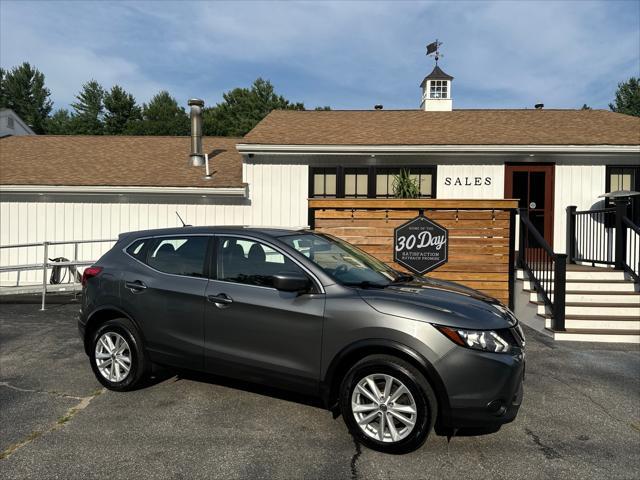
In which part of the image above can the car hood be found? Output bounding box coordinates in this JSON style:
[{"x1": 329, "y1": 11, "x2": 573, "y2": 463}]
[{"x1": 358, "y1": 276, "x2": 517, "y2": 330}]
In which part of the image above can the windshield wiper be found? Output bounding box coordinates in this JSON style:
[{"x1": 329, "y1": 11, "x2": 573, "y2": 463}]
[
  {"x1": 343, "y1": 281, "x2": 388, "y2": 289},
  {"x1": 391, "y1": 272, "x2": 415, "y2": 283}
]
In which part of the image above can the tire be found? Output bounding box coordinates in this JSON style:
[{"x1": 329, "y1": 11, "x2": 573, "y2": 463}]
[
  {"x1": 339, "y1": 354, "x2": 437, "y2": 454},
  {"x1": 89, "y1": 317, "x2": 148, "y2": 391}
]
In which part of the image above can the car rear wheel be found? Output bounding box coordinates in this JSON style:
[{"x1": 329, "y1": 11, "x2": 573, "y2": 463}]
[
  {"x1": 90, "y1": 318, "x2": 148, "y2": 391},
  {"x1": 339, "y1": 354, "x2": 437, "y2": 454}
]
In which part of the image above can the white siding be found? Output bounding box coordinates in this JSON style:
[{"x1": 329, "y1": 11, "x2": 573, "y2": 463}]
[
  {"x1": 553, "y1": 163, "x2": 606, "y2": 254},
  {"x1": 0, "y1": 162, "x2": 309, "y2": 284},
  {"x1": 553, "y1": 157, "x2": 639, "y2": 254},
  {"x1": 437, "y1": 163, "x2": 504, "y2": 199}
]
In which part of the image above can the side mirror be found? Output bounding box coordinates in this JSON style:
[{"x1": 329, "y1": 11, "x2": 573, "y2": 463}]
[{"x1": 272, "y1": 273, "x2": 311, "y2": 292}]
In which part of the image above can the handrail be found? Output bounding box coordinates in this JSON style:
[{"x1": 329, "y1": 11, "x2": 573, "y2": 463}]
[
  {"x1": 519, "y1": 212, "x2": 554, "y2": 256},
  {"x1": 518, "y1": 208, "x2": 566, "y2": 331},
  {"x1": 622, "y1": 216, "x2": 639, "y2": 283},
  {"x1": 0, "y1": 238, "x2": 117, "y2": 310},
  {"x1": 623, "y1": 216, "x2": 640, "y2": 235},
  {"x1": 0, "y1": 238, "x2": 116, "y2": 249}
]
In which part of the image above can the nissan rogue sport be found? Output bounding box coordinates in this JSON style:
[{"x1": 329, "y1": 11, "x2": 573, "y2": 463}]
[{"x1": 79, "y1": 227, "x2": 525, "y2": 454}]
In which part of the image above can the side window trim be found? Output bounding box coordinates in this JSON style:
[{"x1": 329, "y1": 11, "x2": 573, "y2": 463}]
[{"x1": 212, "y1": 233, "x2": 325, "y2": 294}]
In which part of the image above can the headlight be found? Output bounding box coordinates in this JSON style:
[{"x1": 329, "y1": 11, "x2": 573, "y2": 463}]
[{"x1": 435, "y1": 325, "x2": 511, "y2": 353}]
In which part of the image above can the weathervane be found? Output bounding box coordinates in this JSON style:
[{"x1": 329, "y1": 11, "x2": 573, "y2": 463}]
[{"x1": 426, "y1": 40, "x2": 443, "y2": 65}]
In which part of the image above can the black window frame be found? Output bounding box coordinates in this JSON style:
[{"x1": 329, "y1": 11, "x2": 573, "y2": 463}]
[
  {"x1": 605, "y1": 165, "x2": 640, "y2": 225},
  {"x1": 309, "y1": 165, "x2": 437, "y2": 199}
]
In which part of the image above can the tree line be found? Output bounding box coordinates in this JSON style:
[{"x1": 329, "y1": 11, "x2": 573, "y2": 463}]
[
  {"x1": 0, "y1": 62, "x2": 330, "y2": 136},
  {"x1": 1, "y1": 62, "x2": 639, "y2": 137}
]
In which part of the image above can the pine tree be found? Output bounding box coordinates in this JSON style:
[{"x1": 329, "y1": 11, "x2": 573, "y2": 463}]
[
  {"x1": 203, "y1": 78, "x2": 305, "y2": 137},
  {"x1": 127, "y1": 91, "x2": 189, "y2": 135},
  {"x1": 0, "y1": 63, "x2": 53, "y2": 133},
  {"x1": 45, "y1": 109, "x2": 73, "y2": 134},
  {"x1": 103, "y1": 85, "x2": 141, "y2": 134},
  {"x1": 610, "y1": 77, "x2": 640, "y2": 117},
  {"x1": 71, "y1": 80, "x2": 105, "y2": 134}
]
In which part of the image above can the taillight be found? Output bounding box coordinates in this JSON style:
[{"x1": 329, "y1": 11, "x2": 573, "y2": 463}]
[{"x1": 81, "y1": 266, "x2": 103, "y2": 287}]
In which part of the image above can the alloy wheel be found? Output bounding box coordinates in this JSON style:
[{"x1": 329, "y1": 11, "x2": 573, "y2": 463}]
[
  {"x1": 95, "y1": 332, "x2": 132, "y2": 383},
  {"x1": 351, "y1": 373, "x2": 418, "y2": 443}
]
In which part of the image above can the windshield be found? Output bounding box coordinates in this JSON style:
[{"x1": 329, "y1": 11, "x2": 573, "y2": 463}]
[{"x1": 279, "y1": 233, "x2": 409, "y2": 287}]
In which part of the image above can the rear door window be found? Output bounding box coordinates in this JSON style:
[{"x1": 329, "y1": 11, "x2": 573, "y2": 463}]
[{"x1": 146, "y1": 236, "x2": 209, "y2": 277}]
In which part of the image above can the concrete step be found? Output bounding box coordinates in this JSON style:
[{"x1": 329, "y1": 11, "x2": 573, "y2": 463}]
[
  {"x1": 529, "y1": 291, "x2": 640, "y2": 304},
  {"x1": 535, "y1": 301, "x2": 640, "y2": 317},
  {"x1": 521, "y1": 279, "x2": 638, "y2": 293},
  {"x1": 548, "y1": 329, "x2": 640, "y2": 344},
  {"x1": 540, "y1": 315, "x2": 640, "y2": 331},
  {"x1": 517, "y1": 269, "x2": 629, "y2": 282}
]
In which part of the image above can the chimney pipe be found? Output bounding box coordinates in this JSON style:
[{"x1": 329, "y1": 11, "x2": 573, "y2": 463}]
[{"x1": 188, "y1": 98, "x2": 205, "y2": 166}]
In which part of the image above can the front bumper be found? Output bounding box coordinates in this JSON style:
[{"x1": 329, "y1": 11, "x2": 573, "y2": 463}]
[{"x1": 436, "y1": 336, "x2": 525, "y2": 431}]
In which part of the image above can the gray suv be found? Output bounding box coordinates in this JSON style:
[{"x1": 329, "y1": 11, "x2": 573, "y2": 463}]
[{"x1": 79, "y1": 227, "x2": 524, "y2": 454}]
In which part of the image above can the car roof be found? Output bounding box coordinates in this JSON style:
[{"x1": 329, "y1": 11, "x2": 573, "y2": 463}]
[{"x1": 121, "y1": 226, "x2": 309, "y2": 240}]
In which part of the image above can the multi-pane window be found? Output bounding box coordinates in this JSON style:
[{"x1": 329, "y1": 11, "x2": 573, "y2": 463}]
[
  {"x1": 375, "y1": 168, "x2": 434, "y2": 198},
  {"x1": 344, "y1": 168, "x2": 368, "y2": 197},
  {"x1": 312, "y1": 168, "x2": 337, "y2": 197},
  {"x1": 310, "y1": 166, "x2": 436, "y2": 198},
  {"x1": 606, "y1": 166, "x2": 640, "y2": 224},
  {"x1": 429, "y1": 80, "x2": 448, "y2": 99}
]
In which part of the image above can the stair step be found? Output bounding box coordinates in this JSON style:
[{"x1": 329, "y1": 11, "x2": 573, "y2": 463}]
[
  {"x1": 534, "y1": 302, "x2": 640, "y2": 316},
  {"x1": 521, "y1": 281, "x2": 638, "y2": 293},
  {"x1": 541, "y1": 316, "x2": 640, "y2": 331},
  {"x1": 529, "y1": 292, "x2": 640, "y2": 304},
  {"x1": 547, "y1": 329, "x2": 640, "y2": 343},
  {"x1": 517, "y1": 269, "x2": 630, "y2": 281}
]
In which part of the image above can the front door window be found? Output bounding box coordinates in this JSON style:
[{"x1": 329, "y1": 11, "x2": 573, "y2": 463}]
[{"x1": 505, "y1": 164, "x2": 555, "y2": 248}]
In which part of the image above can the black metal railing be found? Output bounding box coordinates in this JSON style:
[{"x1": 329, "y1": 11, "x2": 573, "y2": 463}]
[
  {"x1": 566, "y1": 206, "x2": 615, "y2": 266},
  {"x1": 518, "y1": 209, "x2": 566, "y2": 331},
  {"x1": 567, "y1": 203, "x2": 640, "y2": 284},
  {"x1": 622, "y1": 216, "x2": 640, "y2": 283}
]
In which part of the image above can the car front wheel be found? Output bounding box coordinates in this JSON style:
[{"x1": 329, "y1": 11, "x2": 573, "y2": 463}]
[{"x1": 339, "y1": 354, "x2": 437, "y2": 454}]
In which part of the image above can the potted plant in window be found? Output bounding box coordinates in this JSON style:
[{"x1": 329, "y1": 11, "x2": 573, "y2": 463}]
[{"x1": 393, "y1": 169, "x2": 420, "y2": 198}]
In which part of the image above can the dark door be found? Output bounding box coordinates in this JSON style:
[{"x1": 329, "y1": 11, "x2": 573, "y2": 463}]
[
  {"x1": 119, "y1": 235, "x2": 211, "y2": 370},
  {"x1": 204, "y1": 235, "x2": 325, "y2": 394},
  {"x1": 505, "y1": 164, "x2": 555, "y2": 248}
]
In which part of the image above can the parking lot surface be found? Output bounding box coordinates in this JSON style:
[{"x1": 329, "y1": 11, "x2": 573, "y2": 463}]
[{"x1": 0, "y1": 301, "x2": 639, "y2": 480}]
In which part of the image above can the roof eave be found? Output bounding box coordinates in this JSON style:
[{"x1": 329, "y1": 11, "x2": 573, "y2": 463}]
[
  {"x1": 237, "y1": 144, "x2": 640, "y2": 155},
  {"x1": 0, "y1": 185, "x2": 248, "y2": 197}
]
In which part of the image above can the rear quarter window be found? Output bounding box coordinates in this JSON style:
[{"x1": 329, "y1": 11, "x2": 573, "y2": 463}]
[{"x1": 126, "y1": 239, "x2": 147, "y2": 260}]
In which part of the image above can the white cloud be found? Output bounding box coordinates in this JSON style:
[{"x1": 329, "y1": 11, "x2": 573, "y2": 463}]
[{"x1": 1, "y1": 0, "x2": 638, "y2": 110}]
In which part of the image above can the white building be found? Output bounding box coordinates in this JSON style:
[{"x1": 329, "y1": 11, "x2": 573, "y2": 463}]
[
  {"x1": 0, "y1": 109, "x2": 36, "y2": 137},
  {"x1": 0, "y1": 64, "x2": 639, "y2": 342}
]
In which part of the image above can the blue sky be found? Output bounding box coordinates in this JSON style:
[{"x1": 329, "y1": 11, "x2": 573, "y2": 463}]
[{"x1": 1, "y1": 0, "x2": 639, "y2": 112}]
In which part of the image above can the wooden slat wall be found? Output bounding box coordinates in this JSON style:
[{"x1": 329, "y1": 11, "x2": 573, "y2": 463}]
[{"x1": 310, "y1": 199, "x2": 518, "y2": 306}]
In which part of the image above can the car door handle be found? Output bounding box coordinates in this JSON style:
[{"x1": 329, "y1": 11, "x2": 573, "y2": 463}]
[
  {"x1": 207, "y1": 293, "x2": 233, "y2": 306},
  {"x1": 125, "y1": 280, "x2": 147, "y2": 292}
]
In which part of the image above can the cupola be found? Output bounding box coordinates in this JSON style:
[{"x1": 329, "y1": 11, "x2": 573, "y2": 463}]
[{"x1": 420, "y1": 65, "x2": 453, "y2": 111}]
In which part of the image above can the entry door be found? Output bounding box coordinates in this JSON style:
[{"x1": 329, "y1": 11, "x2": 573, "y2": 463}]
[
  {"x1": 505, "y1": 164, "x2": 555, "y2": 248},
  {"x1": 204, "y1": 235, "x2": 325, "y2": 395}
]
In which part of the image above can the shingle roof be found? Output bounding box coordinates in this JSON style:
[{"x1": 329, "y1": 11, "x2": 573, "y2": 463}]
[
  {"x1": 243, "y1": 109, "x2": 640, "y2": 146},
  {"x1": 0, "y1": 136, "x2": 244, "y2": 187}
]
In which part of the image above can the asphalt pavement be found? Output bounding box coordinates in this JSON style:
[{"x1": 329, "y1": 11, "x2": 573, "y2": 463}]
[{"x1": 0, "y1": 301, "x2": 639, "y2": 480}]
